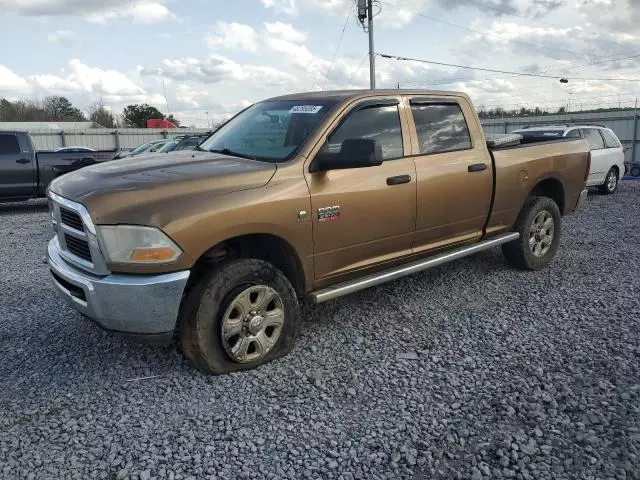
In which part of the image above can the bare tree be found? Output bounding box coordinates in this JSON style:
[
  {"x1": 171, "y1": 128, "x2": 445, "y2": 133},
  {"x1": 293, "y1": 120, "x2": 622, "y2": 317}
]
[{"x1": 87, "y1": 99, "x2": 116, "y2": 128}]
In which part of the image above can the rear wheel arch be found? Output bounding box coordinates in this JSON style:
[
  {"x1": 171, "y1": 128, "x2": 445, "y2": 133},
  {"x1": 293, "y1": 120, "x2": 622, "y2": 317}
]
[{"x1": 527, "y1": 178, "x2": 565, "y2": 215}]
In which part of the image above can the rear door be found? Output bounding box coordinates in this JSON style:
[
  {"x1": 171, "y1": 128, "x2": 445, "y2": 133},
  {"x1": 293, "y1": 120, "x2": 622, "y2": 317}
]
[
  {"x1": 581, "y1": 128, "x2": 608, "y2": 186},
  {"x1": 600, "y1": 128, "x2": 625, "y2": 177},
  {"x1": 406, "y1": 96, "x2": 493, "y2": 253},
  {"x1": 0, "y1": 133, "x2": 36, "y2": 198},
  {"x1": 304, "y1": 97, "x2": 417, "y2": 282}
]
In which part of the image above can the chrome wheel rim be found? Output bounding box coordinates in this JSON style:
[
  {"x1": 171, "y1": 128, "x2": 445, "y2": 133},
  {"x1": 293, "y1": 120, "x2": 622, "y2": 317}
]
[
  {"x1": 607, "y1": 171, "x2": 617, "y2": 191},
  {"x1": 529, "y1": 210, "x2": 554, "y2": 258},
  {"x1": 221, "y1": 285, "x2": 284, "y2": 363}
]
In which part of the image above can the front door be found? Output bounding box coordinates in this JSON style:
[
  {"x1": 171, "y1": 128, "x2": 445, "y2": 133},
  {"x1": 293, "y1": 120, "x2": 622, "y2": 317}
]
[
  {"x1": 304, "y1": 97, "x2": 417, "y2": 282},
  {"x1": 0, "y1": 133, "x2": 35, "y2": 198},
  {"x1": 406, "y1": 96, "x2": 493, "y2": 253}
]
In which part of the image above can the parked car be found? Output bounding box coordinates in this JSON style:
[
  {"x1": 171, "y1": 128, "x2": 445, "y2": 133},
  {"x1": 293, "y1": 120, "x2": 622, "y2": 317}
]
[
  {"x1": 0, "y1": 131, "x2": 110, "y2": 201},
  {"x1": 55, "y1": 146, "x2": 96, "y2": 153},
  {"x1": 171, "y1": 134, "x2": 210, "y2": 152},
  {"x1": 512, "y1": 124, "x2": 625, "y2": 194},
  {"x1": 46, "y1": 89, "x2": 590, "y2": 374},
  {"x1": 112, "y1": 139, "x2": 171, "y2": 160}
]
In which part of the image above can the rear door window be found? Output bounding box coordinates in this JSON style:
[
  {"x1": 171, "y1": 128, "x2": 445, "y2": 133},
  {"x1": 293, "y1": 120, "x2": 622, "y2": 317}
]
[
  {"x1": 582, "y1": 128, "x2": 605, "y2": 150},
  {"x1": 600, "y1": 129, "x2": 621, "y2": 148},
  {"x1": 0, "y1": 134, "x2": 20, "y2": 154},
  {"x1": 565, "y1": 129, "x2": 582, "y2": 138},
  {"x1": 409, "y1": 102, "x2": 472, "y2": 155}
]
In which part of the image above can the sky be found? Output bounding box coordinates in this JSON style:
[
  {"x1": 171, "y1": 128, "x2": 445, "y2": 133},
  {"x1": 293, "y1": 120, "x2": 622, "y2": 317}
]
[{"x1": 1, "y1": 0, "x2": 640, "y2": 126}]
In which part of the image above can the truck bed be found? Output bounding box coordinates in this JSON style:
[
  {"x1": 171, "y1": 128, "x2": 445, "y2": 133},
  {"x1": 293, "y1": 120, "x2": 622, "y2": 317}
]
[{"x1": 484, "y1": 135, "x2": 590, "y2": 235}]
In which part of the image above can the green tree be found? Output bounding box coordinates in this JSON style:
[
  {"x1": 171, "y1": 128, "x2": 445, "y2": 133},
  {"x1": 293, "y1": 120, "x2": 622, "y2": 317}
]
[
  {"x1": 122, "y1": 104, "x2": 165, "y2": 128},
  {"x1": 42, "y1": 96, "x2": 86, "y2": 121}
]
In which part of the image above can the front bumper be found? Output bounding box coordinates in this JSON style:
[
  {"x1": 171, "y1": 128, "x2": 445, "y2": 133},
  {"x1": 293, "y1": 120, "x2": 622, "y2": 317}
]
[
  {"x1": 47, "y1": 237, "x2": 190, "y2": 338},
  {"x1": 575, "y1": 188, "x2": 588, "y2": 213}
]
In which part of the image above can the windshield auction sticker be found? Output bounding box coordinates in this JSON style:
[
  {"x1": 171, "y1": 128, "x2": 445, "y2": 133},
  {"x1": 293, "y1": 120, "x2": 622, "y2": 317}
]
[{"x1": 290, "y1": 105, "x2": 323, "y2": 114}]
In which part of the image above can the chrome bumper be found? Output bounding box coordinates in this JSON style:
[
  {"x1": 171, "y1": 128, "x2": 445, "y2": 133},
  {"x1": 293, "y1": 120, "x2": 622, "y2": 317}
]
[
  {"x1": 47, "y1": 237, "x2": 190, "y2": 335},
  {"x1": 575, "y1": 188, "x2": 588, "y2": 212}
]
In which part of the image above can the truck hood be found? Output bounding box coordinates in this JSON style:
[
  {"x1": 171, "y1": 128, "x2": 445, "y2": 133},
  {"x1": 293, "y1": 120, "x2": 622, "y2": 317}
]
[{"x1": 48, "y1": 150, "x2": 277, "y2": 225}]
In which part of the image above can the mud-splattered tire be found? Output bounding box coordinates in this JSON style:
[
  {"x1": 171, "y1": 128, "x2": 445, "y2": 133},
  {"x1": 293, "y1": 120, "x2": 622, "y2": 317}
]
[
  {"x1": 502, "y1": 196, "x2": 562, "y2": 271},
  {"x1": 179, "y1": 259, "x2": 300, "y2": 374}
]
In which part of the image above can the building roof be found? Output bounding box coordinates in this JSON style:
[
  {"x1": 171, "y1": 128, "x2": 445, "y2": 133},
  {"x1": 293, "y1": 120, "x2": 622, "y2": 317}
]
[{"x1": 0, "y1": 121, "x2": 104, "y2": 131}]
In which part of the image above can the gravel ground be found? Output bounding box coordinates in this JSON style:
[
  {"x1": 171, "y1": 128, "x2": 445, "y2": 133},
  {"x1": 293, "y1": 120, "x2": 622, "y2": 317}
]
[{"x1": 1, "y1": 184, "x2": 639, "y2": 480}]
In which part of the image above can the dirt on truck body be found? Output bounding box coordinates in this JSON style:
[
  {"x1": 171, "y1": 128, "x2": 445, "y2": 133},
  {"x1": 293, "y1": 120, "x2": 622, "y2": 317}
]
[{"x1": 46, "y1": 89, "x2": 591, "y2": 374}]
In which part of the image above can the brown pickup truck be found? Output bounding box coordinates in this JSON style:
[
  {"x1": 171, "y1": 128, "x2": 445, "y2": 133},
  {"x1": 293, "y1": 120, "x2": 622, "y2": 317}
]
[{"x1": 46, "y1": 89, "x2": 590, "y2": 374}]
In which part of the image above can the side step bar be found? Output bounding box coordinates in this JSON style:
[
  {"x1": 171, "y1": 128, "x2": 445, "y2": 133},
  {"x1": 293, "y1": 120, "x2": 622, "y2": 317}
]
[{"x1": 309, "y1": 232, "x2": 520, "y2": 305}]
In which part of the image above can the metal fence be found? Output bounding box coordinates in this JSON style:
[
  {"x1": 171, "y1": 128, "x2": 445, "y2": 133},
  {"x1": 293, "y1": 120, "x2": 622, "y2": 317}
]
[
  {"x1": 13, "y1": 111, "x2": 640, "y2": 163},
  {"x1": 24, "y1": 128, "x2": 212, "y2": 152},
  {"x1": 481, "y1": 110, "x2": 640, "y2": 164}
]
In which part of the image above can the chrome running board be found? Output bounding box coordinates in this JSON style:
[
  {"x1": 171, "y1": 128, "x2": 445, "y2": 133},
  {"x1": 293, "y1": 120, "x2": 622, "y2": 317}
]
[{"x1": 309, "y1": 232, "x2": 520, "y2": 304}]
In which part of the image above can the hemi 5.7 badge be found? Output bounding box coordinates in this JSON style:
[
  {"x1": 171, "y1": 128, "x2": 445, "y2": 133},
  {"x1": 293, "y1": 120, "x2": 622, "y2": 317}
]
[{"x1": 318, "y1": 205, "x2": 340, "y2": 222}]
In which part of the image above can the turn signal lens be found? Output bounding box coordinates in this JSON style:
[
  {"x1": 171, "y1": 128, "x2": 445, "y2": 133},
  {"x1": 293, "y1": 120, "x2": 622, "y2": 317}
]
[{"x1": 130, "y1": 247, "x2": 179, "y2": 262}]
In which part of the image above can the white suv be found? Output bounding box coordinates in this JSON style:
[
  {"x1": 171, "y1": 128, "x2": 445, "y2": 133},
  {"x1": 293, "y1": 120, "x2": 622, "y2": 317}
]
[{"x1": 511, "y1": 125, "x2": 625, "y2": 194}]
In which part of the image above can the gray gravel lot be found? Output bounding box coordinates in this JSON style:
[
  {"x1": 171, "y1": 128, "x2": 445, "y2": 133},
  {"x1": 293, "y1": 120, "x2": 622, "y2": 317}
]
[{"x1": 1, "y1": 184, "x2": 640, "y2": 480}]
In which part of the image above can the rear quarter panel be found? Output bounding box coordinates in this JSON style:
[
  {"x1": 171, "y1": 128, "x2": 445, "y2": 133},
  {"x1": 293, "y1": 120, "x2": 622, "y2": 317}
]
[{"x1": 487, "y1": 138, "x2": 589, "y2": 234}]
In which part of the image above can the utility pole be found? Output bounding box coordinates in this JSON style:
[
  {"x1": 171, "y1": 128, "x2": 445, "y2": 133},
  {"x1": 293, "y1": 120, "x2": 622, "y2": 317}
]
[
  {"x1": 367, "y1": 0, "x2": 375, "y2": 89},
  {"x1": 357, "y1": 0, "x2": 376, "y2": 89}
]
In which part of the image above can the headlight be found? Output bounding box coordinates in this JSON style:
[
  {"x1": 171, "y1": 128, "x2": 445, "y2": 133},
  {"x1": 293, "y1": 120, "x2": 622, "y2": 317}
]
[{"x1": 96, "y1": 225, "x2": 182, "y2": 264}]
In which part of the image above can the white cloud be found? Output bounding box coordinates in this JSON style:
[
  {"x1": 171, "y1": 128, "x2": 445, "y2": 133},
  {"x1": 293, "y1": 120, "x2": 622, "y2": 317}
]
[
  {"x1": 264, "y1": 21, "x2": 307, "y2": 42},
  {"x1": 29, "y1": 59, "x2": 145, "y2": 96},
  {"x1": 47, "y1": 30, "x2": 78, "y2": 47},
  {"x1": 142, "y1": 55, "x2": 297, "y2": 88},
  {"x1": 206, "y1": 22, "x2": 259, "y2": 52},
  {"x1": 0, "y1": 0, "x2": 176, "y2": 23},
  {"x1": 260, "y1": 0, "x2": 297, "y2": 15},
  {"x1": 85, "y1": 2, "x2": 175, "y2": 23},
  {"x1": 0, "y1": 65, "x2": 32, "y2": 94}
]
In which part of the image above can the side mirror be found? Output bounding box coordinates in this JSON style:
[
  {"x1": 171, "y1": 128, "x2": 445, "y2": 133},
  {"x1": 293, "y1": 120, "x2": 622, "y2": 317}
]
[{"x1": 310, "y1": 138, "x2": 383, "y2": 173}]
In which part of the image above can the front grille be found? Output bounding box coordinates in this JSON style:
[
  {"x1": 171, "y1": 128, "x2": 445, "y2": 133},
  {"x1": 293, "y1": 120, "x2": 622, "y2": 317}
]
[
  {"x1": 64, "y1": 234, "x2": 92, "y2": 262},
  {"x1": 60, "y1": 208, "x2": 84, "y2": 232}
]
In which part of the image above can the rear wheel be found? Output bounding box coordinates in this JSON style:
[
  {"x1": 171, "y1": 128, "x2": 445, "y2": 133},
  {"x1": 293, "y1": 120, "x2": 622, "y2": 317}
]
[
  {"x1": 631, "y1": 165, "x2": 640, "y2": 177},
  {"x1": 599, "y1": 168, "x2": 619, "y2": 194},
  {"x1": 179, "y1": 259, "x2": 300, "y2": 374},
  {"x1": 502, "y1": 196, "x2": 562, "y2": 271}
]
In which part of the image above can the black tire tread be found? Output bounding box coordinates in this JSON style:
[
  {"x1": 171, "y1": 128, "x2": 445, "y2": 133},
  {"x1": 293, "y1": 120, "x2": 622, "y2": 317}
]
[
  {"x1": 502, "y1": 196, "x2": 562, "y2": 271},
  {"x1": 179, "y1": 259, "x2": 300, "y2": 374}
]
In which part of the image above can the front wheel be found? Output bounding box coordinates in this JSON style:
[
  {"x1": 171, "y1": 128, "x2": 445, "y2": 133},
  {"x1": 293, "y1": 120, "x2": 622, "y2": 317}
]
[
  {"x1": 502, "y1": 196, "x2": 562, "y2": 271},
  {"x1": 599, "y1": 168, "x2": 619, "y2": 195},
  {"x1": 179, "y1": 259, "x2": 300, "y2": 374}
]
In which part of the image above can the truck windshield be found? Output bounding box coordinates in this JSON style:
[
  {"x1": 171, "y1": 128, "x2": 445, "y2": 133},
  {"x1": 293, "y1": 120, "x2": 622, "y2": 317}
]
[{"x1": 199, "y1": 99, "x2": 340, "y2": 163}]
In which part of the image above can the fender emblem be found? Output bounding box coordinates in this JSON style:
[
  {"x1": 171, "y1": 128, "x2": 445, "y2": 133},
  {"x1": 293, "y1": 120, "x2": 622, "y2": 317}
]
[{"x1": 318, "y1": 206, "x2": 340, "y2": 222}]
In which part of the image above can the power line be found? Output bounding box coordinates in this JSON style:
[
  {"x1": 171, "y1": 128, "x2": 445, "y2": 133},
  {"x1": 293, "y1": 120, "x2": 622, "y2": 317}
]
[
  {"x1": 323, "y1": 3, "x2": 354, "y2": 90},
  {"x1": 378, "y1": 53, "x2": 640, "y2": 82},
  {"x1": 377, "y1": 0, "x2": 583, "y2": 57},
  {"x1": 396, "y1": 51, "x2": 640, "y2": 90}
]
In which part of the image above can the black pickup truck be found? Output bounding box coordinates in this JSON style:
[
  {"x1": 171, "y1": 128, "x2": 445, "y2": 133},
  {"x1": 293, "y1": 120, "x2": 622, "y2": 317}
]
[{"x1": 0, "y1": 131, "x2": 112, "y2": 201}]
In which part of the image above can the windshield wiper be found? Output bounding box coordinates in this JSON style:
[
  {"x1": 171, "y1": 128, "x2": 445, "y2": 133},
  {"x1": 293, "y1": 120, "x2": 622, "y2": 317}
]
[{"x1": 209, "y1": 148, "x2": 257, "y2": 161}]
